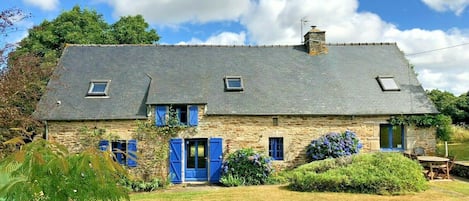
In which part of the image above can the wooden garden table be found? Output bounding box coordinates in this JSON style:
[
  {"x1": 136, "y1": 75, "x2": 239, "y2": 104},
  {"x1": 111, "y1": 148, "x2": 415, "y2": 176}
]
[{"x1": 417, "y1": 156, "x2": 449, "y2": 180}]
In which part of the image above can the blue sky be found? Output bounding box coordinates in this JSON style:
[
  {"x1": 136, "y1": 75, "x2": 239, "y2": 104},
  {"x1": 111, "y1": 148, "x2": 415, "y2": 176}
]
[{"x1": 1, "y1": 0, "x2": 469, "y2": 95}]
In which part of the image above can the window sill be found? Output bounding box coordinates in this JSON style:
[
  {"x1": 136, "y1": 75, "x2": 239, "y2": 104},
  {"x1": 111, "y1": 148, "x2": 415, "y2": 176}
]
[
  {"x1": 85, "y1": 96, "x2": 110, "y2": 99},
  {"x1": 380, "y1": 148, "x2": 404, "y2": 152}
]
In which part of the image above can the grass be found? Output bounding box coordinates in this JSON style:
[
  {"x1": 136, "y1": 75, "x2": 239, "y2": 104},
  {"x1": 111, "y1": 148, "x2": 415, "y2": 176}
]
[
  {"x1": 436, "y1": 142, "x2": 469, "y2": 161},
  {"x1": 435, "y1": 126, "x2": 469, "y2": 161},
  {"x1": 450, "y1": 126, "x2": 469, "y2": 143},
  {"x1": 130, "y1": 180, "x2": 469, "y2": 201}
]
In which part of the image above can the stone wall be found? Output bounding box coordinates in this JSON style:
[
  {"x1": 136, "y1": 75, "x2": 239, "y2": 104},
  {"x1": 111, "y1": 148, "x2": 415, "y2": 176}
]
[
  {"x1": 181, "y1": 105, "x2": 436, "y2": 169},
  {"x1": 46, "y1": 105, "x2": 437, "y2": 177},
  {"x1": 47, "y1": 120, "x2": 137, "y2": 153},
  {"x1": 46, "y1": 119, "x2": 169, "y2": 180}
]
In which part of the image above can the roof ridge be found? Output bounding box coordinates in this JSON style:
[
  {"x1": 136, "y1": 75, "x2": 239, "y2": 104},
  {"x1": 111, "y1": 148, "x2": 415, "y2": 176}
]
[
  {"x1": 65, "y1": 42, "x2": 397, "y2": 48},
  {"x1": 327, "y1": 42, "x2": 397, "y2": 46}
]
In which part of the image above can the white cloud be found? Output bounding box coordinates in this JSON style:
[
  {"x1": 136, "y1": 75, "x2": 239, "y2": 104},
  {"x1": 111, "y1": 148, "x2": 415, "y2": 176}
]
[
  {"x1": 422, "y1": 0, "x2": 469, "y2": 15},
  {"x1": 177, "y1": 32, "x2": 246, "y2": 45},
  {"x1": 418, "y1": 69, "x2": 469, "y2": 95},
  {"x1": 101, "y1": 0, "x2": 251, "y2": 25},
  {"x1": 23, "y1": 0, "x2": 59, "y2": 11}
]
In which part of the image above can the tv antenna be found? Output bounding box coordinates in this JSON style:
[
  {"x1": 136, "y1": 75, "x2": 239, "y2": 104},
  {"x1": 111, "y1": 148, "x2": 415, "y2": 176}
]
[{"x1": 300, "y1": 17, "x2": 309, "y2": 43}]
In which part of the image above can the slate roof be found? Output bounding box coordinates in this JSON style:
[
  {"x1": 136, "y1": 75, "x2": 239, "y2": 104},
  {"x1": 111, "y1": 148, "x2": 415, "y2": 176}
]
[{"x1": 34, "y1": 43, "x2": 438, "y2": 120}]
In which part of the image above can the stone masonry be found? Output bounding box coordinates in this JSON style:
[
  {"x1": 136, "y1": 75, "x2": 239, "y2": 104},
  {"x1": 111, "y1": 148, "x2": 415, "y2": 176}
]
[{"x1": 46, "y1": 105, "x2": 436, "y2": 177}]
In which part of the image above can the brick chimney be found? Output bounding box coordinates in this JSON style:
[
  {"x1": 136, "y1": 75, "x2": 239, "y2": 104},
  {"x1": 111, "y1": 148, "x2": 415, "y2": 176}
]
[{"x1": 304, "y1": 26, "x2": 328, "y2": 56}]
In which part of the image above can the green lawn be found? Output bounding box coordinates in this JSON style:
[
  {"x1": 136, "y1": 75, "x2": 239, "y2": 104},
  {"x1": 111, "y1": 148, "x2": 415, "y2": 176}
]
[
  {"x1": 130, "y1": 180, "x2": 469, "y2": 201},
  {"x1": 436, "y1": 142, "x2": 469, "y2": 161}
]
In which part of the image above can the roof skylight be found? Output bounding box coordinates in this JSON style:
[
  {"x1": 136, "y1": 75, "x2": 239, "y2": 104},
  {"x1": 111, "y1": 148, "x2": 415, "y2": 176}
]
[
  {"x1": 377, "y1": 76, "x2": 400, "y2": 91},
  {"x1": 224, "y1": 76, "x2": 244, "y2": 91},
  {"x1": 87, "y1": 80, "x2": 111, "y2": 96}
]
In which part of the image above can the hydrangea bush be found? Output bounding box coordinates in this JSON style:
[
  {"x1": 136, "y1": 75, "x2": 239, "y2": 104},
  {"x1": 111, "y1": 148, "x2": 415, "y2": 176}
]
[
  {"x1": 306, "y1": 130, "x2": 362, "y2": 161},
  {"x1": 220, "y1": 148, "x2": 273, "y2": 186}
]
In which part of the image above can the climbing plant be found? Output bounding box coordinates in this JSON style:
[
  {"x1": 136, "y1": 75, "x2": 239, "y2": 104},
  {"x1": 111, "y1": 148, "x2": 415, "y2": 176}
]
[
  {"x1": 388, "y1": 114, "x2": 452, "y2": 141},
  {"x1": 133, "y1": 106, "x2": 193, "y2": 181}
]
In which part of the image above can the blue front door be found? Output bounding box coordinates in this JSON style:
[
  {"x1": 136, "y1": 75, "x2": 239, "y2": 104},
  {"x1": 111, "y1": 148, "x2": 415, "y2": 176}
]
[{"x1": 185, "y1": 139, "x2": 208, "y2": 181}]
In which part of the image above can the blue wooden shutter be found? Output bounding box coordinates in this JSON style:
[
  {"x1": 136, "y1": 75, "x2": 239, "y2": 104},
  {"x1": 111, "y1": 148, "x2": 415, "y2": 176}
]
[
  {"x1": 127, "y1": 139, "x2": 137, "y2": 167},
  {"x1": 188, "y1": 105, "x2": 198, "y2": 126},
  {"x1": 169, "y1": 138, "x2": 183, "y2": 184},
  {"x1": 98, "y1": 140, "x2": 109, "y2": 151},
  {"x1": 209, "y1": 138, "x2": 223, "y2": 183},
  {"x1": 155, "y1": 106, "x2": 167, "y2": 127}
]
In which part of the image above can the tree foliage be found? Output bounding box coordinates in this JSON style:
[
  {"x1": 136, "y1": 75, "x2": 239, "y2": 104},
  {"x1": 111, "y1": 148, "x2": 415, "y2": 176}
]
[
  {"x1": 0, "y1": 139, "x2": 129, "y2": 201},
  {"x1": 0, "y1": 6, "x2": 160, "y2": 153},
  {"x1": 388, "y1": 114, "x2": 453, "y2": 141},
  {"x1": 111, "y1": 15, "x2": 159, "y2": 44},
  {"x1": 13, "y1": 5, "x2": 160, "y2": 63},
  {"x1": 427, "y1": 89, "x2": 469, "y2": 124}
]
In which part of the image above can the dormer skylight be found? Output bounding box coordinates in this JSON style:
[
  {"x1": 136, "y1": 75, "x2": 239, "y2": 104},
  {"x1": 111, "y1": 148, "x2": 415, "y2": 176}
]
[
  {"x1": 224, "y1": 76, "x2": 244, "y2": 91},
  {"x1": 87, "y1": 80, "x2": 111, "y2": 96},
  {"x1": 376, "y1": 76, "x2": 400, "y2": 91}
]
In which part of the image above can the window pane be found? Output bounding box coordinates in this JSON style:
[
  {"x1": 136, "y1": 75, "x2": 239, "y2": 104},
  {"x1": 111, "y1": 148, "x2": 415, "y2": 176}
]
[
  {"x1": 227, "y1": 78, "x2": 241, "y2": 88},
  {"x1": 269, "y1": 137, "x2": 283, "y2": 160},
  {"x1": 187, "y1": 141, "x2": 195, "y2": 168},
  {"x1": 174, "y1": 106, "x2": 188, "y2": 125},
  {"x1": 378, "y1": 77, "x2": 399, "y2": 91},
  {"x1": 197, "y1": 143, "x2": 206, "y2": 168},
  {"x1": 91, "y1": 83, "x2": 107, "y2": 93},
  {"x1": 392, "y1": 126, "x2": 403, "y2": 148},
  {"x1": 380, "y1": 125, "x2": 390, "y2": 148},
  {"x1": 380, "y1": 124, "x2": 404, "y2": 149}
]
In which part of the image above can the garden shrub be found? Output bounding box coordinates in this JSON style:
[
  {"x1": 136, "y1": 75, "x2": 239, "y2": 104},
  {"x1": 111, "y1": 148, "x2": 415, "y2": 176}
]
[
  {"x1": 0, "y1": 139, "x2": 129, "y2": 201},
  {"x1": 120, "y1": 176, "x2": 165, "y2": 192},
  {"x1": 289, "y1": 152, "x2": 428, "y2": 195},
  {"x1": 306, "y1": 130, "x2": 362, "y2": 161},
  {"x1": 220, "y1": 148, "x2": 273, "y2": 186}
]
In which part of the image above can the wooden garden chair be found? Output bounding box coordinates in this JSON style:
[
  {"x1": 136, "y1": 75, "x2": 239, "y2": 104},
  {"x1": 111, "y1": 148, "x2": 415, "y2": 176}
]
[{"x1": 436, "y1": 156, "x2": 456, "y2": 179}]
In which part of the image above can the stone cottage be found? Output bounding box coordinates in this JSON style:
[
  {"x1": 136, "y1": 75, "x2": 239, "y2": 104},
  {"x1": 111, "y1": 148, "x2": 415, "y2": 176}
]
[{"x1": 34, "y1": 27, "x2": 438, "y2": 183}]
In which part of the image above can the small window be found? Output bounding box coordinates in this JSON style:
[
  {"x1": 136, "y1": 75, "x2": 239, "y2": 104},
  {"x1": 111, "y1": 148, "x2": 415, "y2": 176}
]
[
  {"x1": 87, "y1": 80, "x2": 110, "y2": 96},
  {"x1": 224, "y1": 76, "x2": 244, "y2": 91},
  {"x1": 377, "y1": 76, "x2": 400, "y2": 91},
  {"x1": 155, "y1": 105, "x2": 199, "y2": 127},
  {"x1": 269, "y1": 137, "x2": 284, "y2": 160},
  {"x1": 98, "y1": 139, "x2": 137, "y2": 167},
  {"x1": 272, "y1": 117, "x2": 279, "y2": 126},
  {"x1": 380, "y1": 124, "x2": 404, "y2": 151}
]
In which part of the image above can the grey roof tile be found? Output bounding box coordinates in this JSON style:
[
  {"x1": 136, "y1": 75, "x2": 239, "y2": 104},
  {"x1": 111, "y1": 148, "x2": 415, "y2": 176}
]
[{"x1": 34, "y1": 44, "x2": 438, "y2": 120}]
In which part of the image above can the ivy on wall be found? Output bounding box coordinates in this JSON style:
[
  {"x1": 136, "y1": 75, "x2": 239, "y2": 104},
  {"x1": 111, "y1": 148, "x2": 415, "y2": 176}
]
[
  {"x1": 388, "y1": 114, "x2": 452, "y2": 141},
  {"x1": 133, "y1": 107, "x2": 194, "y2": 181}
]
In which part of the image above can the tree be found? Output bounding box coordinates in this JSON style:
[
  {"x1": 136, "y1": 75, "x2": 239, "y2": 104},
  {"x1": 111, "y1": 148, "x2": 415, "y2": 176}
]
[
  {"x1": 0, "y1": 139, "x2": 129, "y2": 201},
  {"x1": 1, "y1": 8, "x2": 29, "y2": 68},
  {"x1": 13, "y1": 5, "x2": 159, "y2": 62},
  {"x1": 111, "y1": 15, "x2": 160, "y2": 44},
  {"x1": 1, "y1": 6, "x2": 160, "y2": 150},
  {"x1": 456, "y1": 91, "x2": 469, "y2": 124},
  {"x1": 427, "y1": 89, "x2": 469, "y2": 124}
]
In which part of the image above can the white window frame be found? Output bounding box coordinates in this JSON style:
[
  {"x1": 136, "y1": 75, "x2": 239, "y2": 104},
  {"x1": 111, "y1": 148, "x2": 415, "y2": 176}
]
[
  {"x1": 87, "y1": 80, "x2": 111, "y2": 96},
  {"x1": 224, "y1": 76, "x2": 244, "y2": 91},
  {"x1": 376, "y1": 76, "x2": 400, "y2": 91}
]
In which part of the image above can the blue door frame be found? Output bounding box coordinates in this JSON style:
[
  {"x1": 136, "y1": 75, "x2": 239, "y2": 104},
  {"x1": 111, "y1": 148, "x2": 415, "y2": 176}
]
[
  {"x1": 169, "y1": 138, "x2": 223, "y2": 183},
  {"x1": 185, "y1": 139, "x2": 208, "y2": 181}
]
